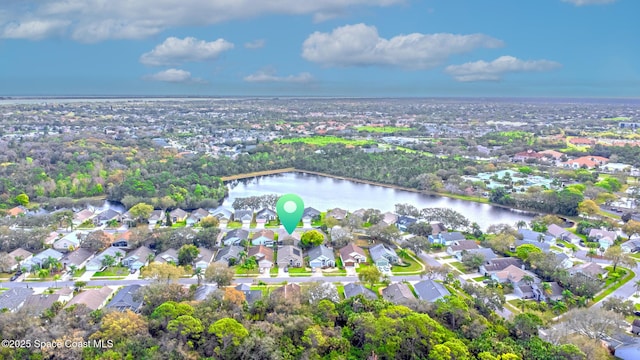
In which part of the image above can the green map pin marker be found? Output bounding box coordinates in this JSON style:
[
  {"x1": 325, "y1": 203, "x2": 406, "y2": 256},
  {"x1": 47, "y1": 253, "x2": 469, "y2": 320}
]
[{"x1": 276, "y1": 194, "x2": 304, "y2": 235}]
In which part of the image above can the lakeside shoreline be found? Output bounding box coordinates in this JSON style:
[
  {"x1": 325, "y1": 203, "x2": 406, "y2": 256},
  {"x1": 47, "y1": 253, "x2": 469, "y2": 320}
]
[{"x1": 222, "y1": 168, "x2": 540, "y2": 216}]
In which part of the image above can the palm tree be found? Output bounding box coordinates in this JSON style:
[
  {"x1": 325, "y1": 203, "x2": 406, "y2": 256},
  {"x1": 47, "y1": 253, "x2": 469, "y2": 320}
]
[
  {"x1": 147, "y1": 253, "x2": 155, "y2": 264},
  {"x1": 516, "y1": 220, "x2": 527, "y2": 229},
  {"x1": 53, "y1": 274, "x2": 61, "y2": 287},
  {"x1": 37, "y1": 268, "x2": 50, "y2": 280},
  {"x1": 397, "y1": 248, "x2": 409, "y2": 259},
  {"x1": 69, "y1": 264, "x2": 77, "y2": 275},
  {"x1": 542, "y1": 282, "x2": 552, "y2": 296},
  {"x1": 522, "y1": 275, "x2": 534, "y2": 286},
  {"x1": 587, "y1": 249, "x2": 597, "y2": 262},
  {"x1": 552, "y1": 301, "x2": 568, "y2": 314},
  {"x1": 561, "y1": 289, "x2": 574, "y2": 303},
  {"x1": 194, "y1": 267, "x2": 204, "y2": 286},
  {"x1": 517, "y1": 299, "x2": 527, "y2": 312}
]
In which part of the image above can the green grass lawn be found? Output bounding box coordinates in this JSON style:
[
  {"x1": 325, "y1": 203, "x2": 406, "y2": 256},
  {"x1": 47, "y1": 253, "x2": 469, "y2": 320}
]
[
  {"x1": 72, "y1": 267, "x2": 86, "y2": 278},
  {"x1": 336, "y1": 285, "x2": 345, "y2": 299},
  {"x1": 226, "y1": 221, "x2": 242, "y2": 229},
  {"x1": 270, "y1": 267, "x2": 279, "y2": 277},
  {"x1": 391, "y1": 260, "x2": 423, "y2": 274},
  {"x1": 0, "y1": 273, "x2": 12, "y2": 279},
  {"x1": 277, "y1": 136, "x2": 376, "y2": 147},
  {"x1": 449, "y1": 261, "x2": 470, "y2": 273},
  {"x1": 591, "y1": 267, "x2": 635, "y2": 305},
  {"x1": 235, "y1": 267, "x2": 260, "y2": 275},
  {"x1": 93, "y1": 266, "x2": 129, "y2": 277},
  {"x1": 472, "y1": 276, "x2": 487, "y2": 282},
  {"x1": 288, "y1": 267, "x2": 313, "y2": 277},
  {"x1": 556, "y1": 240, "x2": 578, "y2": 251},
  {"x1": 355, "y1": 263, "x2": 373, "y2": 273},
  {"x1": 171, "y1": 221, "x2": 187, "y2": 228},
  {"x1": 323, "y1": 268, "x2": 347, "y2": 276}
]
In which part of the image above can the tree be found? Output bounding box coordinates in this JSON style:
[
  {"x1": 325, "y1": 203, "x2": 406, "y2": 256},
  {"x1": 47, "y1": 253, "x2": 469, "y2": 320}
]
[
  {"x1": 194, "y1": 267, "x2": 204, "y2": 286},
  {"x1": 515, "y1": 244, "x2": 542, "y2": 261},
  {"x1": 461, "y1": 252, "x2": 485, "y2": 271},
  {"x1": 601, "y1": 296, "x2": 635, "y2": 316},
  {"x1": 223, "y1": 287, "x2": 246, "y2": 307},
  {"x1": 577, "y1": 199, "x2": 599, "y2": 217},
  {"x1": 14, "y1": 193, "x2": 29, "y2": 206},
  {"x1": 101, "y1": 254, "x2": 116, "y2": 268},
  {"x1": 300, "y1": 230, "x2": 325, "y2": 249},
  {"x1": 394, "y1": 203, "x2": 420, "y2": 217},
  {"x1": 129, "y1": 203, "x2": 154, "y2": 223},
  {"x1": 208, "y1": 318, "x2": 249, "y2": 347},
  {"x1": 37, "y1": 268, "x2": 50, "y2": 279},
  {"x1": 73, "y1": 281, "x2": 87, "y2": 292},
  {"x1": 367, "y1": 223, "x2": 401, "y2": 245},
  {"x1": 562, "y1": 308, "x2": 625, "y2": 341},
  {"x1": 82, "y1": 230, "x2": 112, "y2": 252},
  {"x1": 140, "y1": 262, "x2": 185, "y2": 283},
  {"x1": 635, "y1": 279, "x2": 640, "y2": 296},
  {"x1": 205, "y1": 262, "x2": 235, "y2": 287},
  {"x1": 604, "y1": 245, "x2": 636, "y2": 272},
  {"x1": 200, "y1": 216, "x2": 219, "y2": 228},
  {"x1": 177, "y1": 244, "x2": 199, "y2": 266},
  {"x1": 358, "y1": 266, "x2": 381, "y2": 289},
  {"x1": 510, "y1": 313, "x2": 542, "y2": 340},
  {"x1": 552, "y1": 301, "x2": 568, "y2": 315},
  {"x1": 167, "y1": 315, "x2": 204, "y2": 341},
  {"x1": 406, "y1": 222, "x2": 433, "y2": 237},
  {"x1": 405, "y1": 236, "x2": 430, "y2": 254},
  {"x1": 623, "y1": 220, "x2": 640, "y2": 238},
  {"x1": 90, "y1": 310, "x2": 148, "y2": 342}
]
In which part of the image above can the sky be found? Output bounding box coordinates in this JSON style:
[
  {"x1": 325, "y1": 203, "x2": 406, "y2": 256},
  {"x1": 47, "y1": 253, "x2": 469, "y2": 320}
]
[{"x1": 0, "y1": 0, "x2": 638, "y2": 98}]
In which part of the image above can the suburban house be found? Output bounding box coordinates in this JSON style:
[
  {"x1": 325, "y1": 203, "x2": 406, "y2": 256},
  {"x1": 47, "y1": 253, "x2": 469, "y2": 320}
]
[
  {"x1": 187, "y1": 208, "x2": 210, "y2": 226},
  {"x1": 457, "y1": 248, "x2": 498, "y2": 263},
  {"x1": 276, "y1": 245, "x2": 303, "y2": 268},
  {"x1": 513, "y1": 150, "x2": 544, "y2": 162},
  {"x1": 380, "y1": 212, "x2": 398, "y2": 226},
  {"x1": 148, "y1": 210, "x2": 164, "y2": 226},
  {"x1": 169, "y1": 208, "x2": 189, "y2": 223},
  {"x1": 0, "y1": 288, "x2": 34, "y2": 312},
  {"x1": 6, "y1": 206, "x2": 26, "y2": 217},
  {"x1": 563, "y1": 155, "x2": 609, "y2": 169},
  {"x1": 122, "y1": 246, "x2": 154, "y2": 271},
  {"x1": 308, "y1": 245, "x2": 336, "y2": 269},
  {"x1": 256, "y1": 208, "x2": 277, "y2": 222},
  {"x1": 518, "y1": 229, "x2": 556, "y2": 246},
  {"x1": 382, "y1": 283, "x2": 416, "y2": 305},
  {"x1": 214, "y1": 246, "x2": 244, "y2": 266},
  {"x1": 248, "y1": 245, "x2": 274, "y2": 271},
  {"x1": 327, "y1": 208, "x2": 347, "y2": 221},
  {"x1": 369, "y1": 244, "x2": 399, "y2": 267},
  {"x1": 546, "y1": 224, "x2": 581, "y2": 244},
  {"x1": 430, "y1": 222, "x2": 447, "y2": 235},
  {"x1": 446, "y1": 240, "x2": 480, "y2": 257},
  {"x1": 62, "y1": 247, "x2": 95, "y2": 270},
  {"x1": 514, "y1": 239, "x2": 551, "y2": 252},
  {"x1": 86, "y1": 247, "x2": 124, "y2": 272},
  {"x1": 223, "y1": 229, "x2": 249, "y2": 246},
  {"x1": 53, "y1": 231, "x2": 84, "y2": 251},
  {"x1": 492, "y1": 264, "x2": 540, "y2": 299},
  {"x1": 22, "y1": 293, "x2": 64, "y2": 316},
  {"x1": 479, "y1": 257, "x2": 523, "y2": 276},
  {"x1": 343, "y1": 283, "x2": 378, "y2": 300},
  {"x1": 211, "y1": 207, "x2": 233, "y2": 221},
  {"x1": 194, "y1": 285, "x2": 218, "y2": 301},
  {"x1": 303, "y1": 207, "x2": 322, "y2": 221},
  {"x1": 155, "y1": 248, "x2": 178, "y2": 264},
  {"x1": 93, "y1": 209, "x2": 121, "y2": 226},
  {"x1": 252, "y1": 229, "x2": 275, "y2": 246},
  {"x1": 6, "y1": 248, "x2": 33, "y2": 271},
  {"x1": 622, "y1": 239, "x2": 640, "y2": 253},
  {"x1": 270, "y1": 283, "x2": 301, "y2": 302},
  {"x1": 569, "y1": 262, "x2": 608, "y2": 279},
  {"x1": 111, "y1": 231, "x2": 132, "y2": 249},
  {"x1": 234, "y1": 210, "x2": 253, "y2": 226},
  {"x1": 25, "y1": 248, "x2": 64, "y2": 271},
  {"x1": 588, "y1": 229, "x2": 618, "y2": 250},
  {"x1": 339, "y1": 243, "x2": 367, "y2": 267},
  {"x1": 73, "y1": 209, "x2": 96, "y2": 226},
  {"x1": 105, "y1": 285, "x2": 143, "y2": 312},
  {"x1": 194, "y1": 247, "x2": 215, "y2": 270},
  {"x1": 65, "y1": 287, "x2": 114, "y2": 311},
  {"x1": 235, "y1": 283, "x2": 263, "y2": 304},
  {"x1": 553, "y1": 252, "x2": 574, "y2": 269},
  {"x1": 396, "y1": 216, "x2": 417, "y2": 231},
  {"x1": 431, "y1": 231, "x2": 466, "y2": 246},
  {"x1": 414, "y1": 280, "x2": 450, "y2": 303},
  {"x1": 533, "y1": 282, "x2": 564, "y2": 302}
]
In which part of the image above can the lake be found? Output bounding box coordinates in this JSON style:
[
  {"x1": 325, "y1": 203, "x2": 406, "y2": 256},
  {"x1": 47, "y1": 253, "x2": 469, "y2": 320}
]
[{"x1": 223, "y1": 172, "x2": 536, "y2": 230}]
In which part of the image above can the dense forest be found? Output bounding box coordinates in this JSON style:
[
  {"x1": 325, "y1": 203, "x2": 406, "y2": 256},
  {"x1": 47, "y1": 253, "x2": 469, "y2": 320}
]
[{"x1": 0, "y1": 282, "x2": 587, "y2": 360}]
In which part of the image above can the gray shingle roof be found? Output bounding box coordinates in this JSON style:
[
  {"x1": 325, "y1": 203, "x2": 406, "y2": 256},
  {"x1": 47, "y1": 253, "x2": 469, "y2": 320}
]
[
  {"x1": 414, "y1": 280, "x2": 450, "y2": 302},
  {"x1": 105, "y1": 285, "x2": 143, "y2": 312},
  {"x1": 343, "y1": 283, "x2": 377, "y2": 300}
]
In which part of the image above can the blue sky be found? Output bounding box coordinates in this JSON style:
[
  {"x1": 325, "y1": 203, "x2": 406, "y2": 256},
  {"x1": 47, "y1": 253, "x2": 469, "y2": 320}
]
[{"x1": 0, "y1": 0, "x2": 638, "y2": 97}]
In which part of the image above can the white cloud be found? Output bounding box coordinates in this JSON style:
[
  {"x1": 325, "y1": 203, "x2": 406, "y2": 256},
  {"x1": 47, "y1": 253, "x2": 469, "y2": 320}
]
[
  {"x1": 1, "y1": 19, "x2": 69, "y2": 40},
  {"x1": 140, "y1": 37, "x2": 234, "y2": 66},
  {"x1": 302, "y1": 23, "x2": 504, "y2": 69},
  {"x1": 562, "y1": 0, "x2": 616, "y2": 5},
  {"x1": 244, "y1": 69, "x2": 313, "y2": 83},
  {"x1": 144, "y1": 68, "x2": 204, "y2": 83},
  {"x1": 0, "y1": 0, "x2": 404, "y2": 42},
  {"x1": 445, "y1": 56, "x2": 562, "y2": 82},
  {"x1": 244, "y1": 39, "x2": 265, "y2": 49}
]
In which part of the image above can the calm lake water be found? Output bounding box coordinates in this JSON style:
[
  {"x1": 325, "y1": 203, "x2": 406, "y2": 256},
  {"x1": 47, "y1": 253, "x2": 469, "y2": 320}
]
[{"x1": 223, "y1": 172, "x2": 535, "y2": 230}]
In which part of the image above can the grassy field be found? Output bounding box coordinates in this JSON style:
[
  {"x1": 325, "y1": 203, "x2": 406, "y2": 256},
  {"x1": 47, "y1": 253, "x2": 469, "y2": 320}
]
[
  {"x1": 323, "y1": 269, "x2": 347, "y2": 276},
  {"x1": 288, "y1": 267, "x2": 313, "y2": 277},
  {"x1": 449, "y1": 261, "x2": 470, "y2": 273},
  {"x1": 235, "y1": 267, "x2": 260, "y2": 275},
  {"x1": 93, "y1": 266, "x2": 129, "y2": 277},
  {"x1": 356, "y1": 126, "x2": 411, "y2": 133},
  {"x1": 277, "y1": 136, "x2": 375, "y2": 147},
  {"x1": 591, "y1": 267, "x2": 635, "y2": 305},
  {"x1": 391, "y1": 259, "x2": 423, "y2": 274}
]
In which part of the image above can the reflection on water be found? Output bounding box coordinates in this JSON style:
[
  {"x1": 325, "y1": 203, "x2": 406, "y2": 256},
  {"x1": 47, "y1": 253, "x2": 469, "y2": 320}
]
[{"x1": 223, "y1": 172, "x2": 536, "y2": 230}]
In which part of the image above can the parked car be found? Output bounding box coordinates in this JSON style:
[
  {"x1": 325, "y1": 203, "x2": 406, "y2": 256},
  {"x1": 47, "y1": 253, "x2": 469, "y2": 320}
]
[
  {"x1": 9, "y1": 273, "x2": 20, "y2": 281},
  {"x1": 557, "y1": 243, "x2": 565, "y2": 248},
  {"x1": 634, "y1": 311, "x2": 640, "y2": 317}
]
